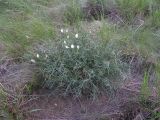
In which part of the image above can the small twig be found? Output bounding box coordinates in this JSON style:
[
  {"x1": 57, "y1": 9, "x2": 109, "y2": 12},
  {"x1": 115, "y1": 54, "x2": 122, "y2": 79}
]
[
  {"x1": 125, "y1": 82, "x2": 141, "y2": 87},
  {"x1": 135, "y1": 19, "x2": 144, "y2": 33},
  {"x1": 19, "y1": 97, "x2": 39, "y2": 108},
  {"x1": 115, "y1": 14, "x2": 125, "y2": 24},
  {"x1": 100, "y1": 112, "x2": 123, "y2": 116},
  {"x1": 121, "y1": 87, "x2": 140, "y2": 93},
  {"x1": 0, "y1": 82, "x2": 16, "y2": 98}
]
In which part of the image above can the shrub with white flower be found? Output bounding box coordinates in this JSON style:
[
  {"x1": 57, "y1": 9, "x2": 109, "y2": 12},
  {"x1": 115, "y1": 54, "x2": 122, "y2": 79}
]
[
  {"x1": 75, "y1": 33, "x2": 78, "y2": 38},
  {"x1": 36, "y1": 54, "x2": 40, "y2": 58},
  {"x1": 26, "y1": 35, "x2": 30, "y2": 39},
  {"x1": 64, "y1": 40, "x2": 67, "y2": 44},
  {"x1": 60, "y1": 28, "x2": 64, "y2": 33},
  {"x1": 65, "y1": 45, "x2": 69, "y2": 49},
  {"x1": 31, "y1": 59, "x2": 36, "y2": 63},
  {"x1": 45, "y1": 54, "x2": 48, "y2": 58},
  {"x1": 77, "y1": 45, "x2": 80, "y2": 49},
  {"x1": 31, "y1": 30, "x2": 128, "y2": 98},
  {"x1": 71, "y1": 44, "x2": 75, "y2": 48},
  {"x1": 66, "y1": 29, "x2": 68, "y2": 33}
]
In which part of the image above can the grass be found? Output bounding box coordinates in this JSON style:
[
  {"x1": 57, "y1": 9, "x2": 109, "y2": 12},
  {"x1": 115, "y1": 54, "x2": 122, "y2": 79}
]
[
  {"x1": 0, "y1": 0, "x2": 160, "y2": 119},
  {"x1": 64, "y1": 0, "x2": 160, "y2": 57},
  {"x1": 98, "y1": 22, "x2": 116, "y2": 43},
  {"x1": 140, "y1": 72, "x2": 150, "y2": 101},
  {"x1": 0, "y1": 0, "x2": 55, "y2": 58},
  {"x1": 150, "y1": 10, "x2": 160, "y2": 27},
  {"x1": 98, "y1": 23, "x2": 160, "y2": 59},
  {"x1": 0, "y1": 18, "x2": 55, "y2": 58},
  {"x1": 138, "y1": 64, "x2": 160, "y2": 119},
  {"x1": 29, "y1": 31, "x2": 128, "y2": 98},
  {"x1": 154, "y1": 63, "x2": 160, "y2": 98},
  {"x1": 64, "y1": 0, "x2": 84, "y2": 25},
  {"x1": 0, "y1": 85, "x2": 14, "y2": 120},
  {"x1": 0, "y1": 88, "x2": 11, "y2": 119},
  {"x1": 63, "y1": 0, "x2": 160, "y2": 28},
  {"x1": 116, "y1": 0, "x2": 158, "y2": 24}
]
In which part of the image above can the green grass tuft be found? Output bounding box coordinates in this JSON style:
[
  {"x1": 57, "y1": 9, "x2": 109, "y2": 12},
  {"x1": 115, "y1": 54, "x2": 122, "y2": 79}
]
[
  {"x1": 0, "y1": 0, "x2": 55, "y2": 58},
  {"x1": 29, "y1": 31, "x2": 128, "y2": 98},
  {"x1": 64, "y1": 0, "x2": 84, "y2": 25}
]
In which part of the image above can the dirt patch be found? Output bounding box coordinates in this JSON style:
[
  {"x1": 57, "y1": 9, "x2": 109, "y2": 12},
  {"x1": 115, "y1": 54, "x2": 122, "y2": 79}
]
[
  {"x1": 0, "y1": 61, "x2": 36, "y2": 120},
  {"x1": 0, "y1": 62, "x2": 35, "y2": 93},
  {"x1": 17, "y1": 78, "x2": 158, "y2": 120},
  {"x1": 22, "y1": 91, "x2": 111, "y2": 120}
]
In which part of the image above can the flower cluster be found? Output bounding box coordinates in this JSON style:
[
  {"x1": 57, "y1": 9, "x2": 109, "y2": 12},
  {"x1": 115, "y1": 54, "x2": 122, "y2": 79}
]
[
  {"x1": 60, "y1": 28, "x2": 68, "y2": 33},
  {"x1": 30, "y1": 28, "x2": 80, "y2": 63},
  {"x1": 29, "y1": 27, "x2": 128, "y2": 98},
  {"x1": 64, "y1": 43, "x2": 80, "y2": 49},
  {"x1": 30, "y1": 53, "x2": 48, "y2": 63},
  {"x1": 61, "y1": 28, "x2": 80, "y2": 50}
]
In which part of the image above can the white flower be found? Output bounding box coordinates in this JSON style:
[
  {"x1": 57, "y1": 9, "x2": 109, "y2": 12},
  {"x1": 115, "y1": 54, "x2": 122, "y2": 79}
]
[
  {"x1": 36, "y1": 54, "x2": 39, "y2": 58},
  {"x1": 31, "y1": 59, "x2": 36, "y2": 63},
  {"x1": 26, "y1": 35, "x2": 29, "y2": 39},
  {"x1": 67, "y1": 35, "x2": 69, "y2": 39},
  {"x1": 60, "y1": 29, "x2": 64, "y2": 33},
  {"x1": 77, "y1": 45, "x2": 80, "y2": 49},
  {"x1": 66, "y1": 29, "x2": 68, "y2": 33},
  {"x1": 65, "y1": 46, "x2": 69, "y2": 49},
  {"x1": 54, "y1": 103, "x2": 57, "y2": 106},
  {"x1": 71, "y1": 44, "x2": 75, "y2": 48},
  {"x1": 89, "y1": 31, "x2": 92, "y2": 33},
  {"x1": 45, "y1": 54, "x2": 48, "y2": 58},
  {"x1": 64, "y1": 40, "x2": 67, "y2": 44},
  {"x1": 75, "y1": 33, "x2": 78, "y2": 38}
]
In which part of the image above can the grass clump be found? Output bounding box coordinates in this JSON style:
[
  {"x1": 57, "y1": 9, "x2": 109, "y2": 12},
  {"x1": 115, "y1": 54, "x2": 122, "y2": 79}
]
[
  {"x1": 30, "y1": 31, "x2": 128, "y2": 98},
  {"x1": 150, "y1": 10, "x2": 160, "y2": 27},
  {"x1": 139, "y1": 65, "x2": 160, "y2": 120},
  {"x1": 0, "y1": 0, "x2": 53, "y2": 13},
  {"x1": 0, "y1": 19, "x2": 55, "y2": 58},
  {"x1": 99, "y1": 24, "x2": 160, "y2": 58},
  {"x1": 0, "y1": 86, "x2": 14, "y2": 120},
  {"x1": 64, "y1": 0, "x2": 84, "y2": 25},
  {"x1": 140, "y1": 72, "x2": 150, "y2": 101},
  {"x1": 0, "y1": 0, "x2": 33, "y2": 14},
  {"x1": 0, "y1": 0, "x2": 55, "y2": 58},
  {"x1": 115, "y1": 0, "x2": 160, "y2": 26},
  {"x1": 116, "y1": 0, "x2": 150, "y2": 23}
]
